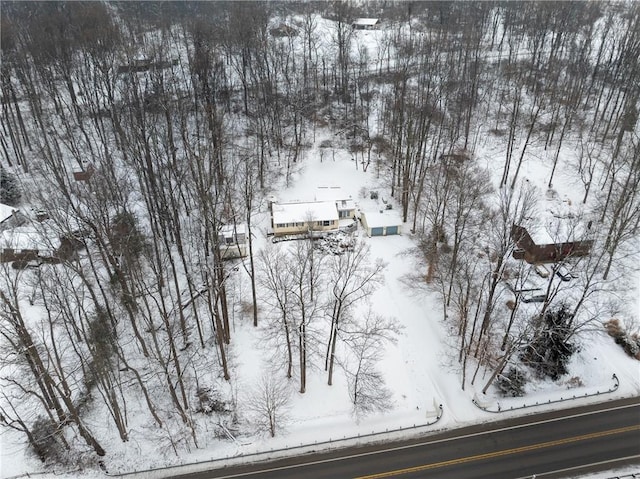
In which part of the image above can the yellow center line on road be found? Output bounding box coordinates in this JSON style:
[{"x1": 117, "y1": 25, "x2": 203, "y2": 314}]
[{"x1": 354, "y1": 424, "x2": 640, "y2": 479}]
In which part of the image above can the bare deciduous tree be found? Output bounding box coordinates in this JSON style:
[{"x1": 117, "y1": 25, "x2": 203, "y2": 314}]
[
  {"x1": 246, "y1": 374, "x2": 292, "y2": 438},
  {"x1": 325, "y1": 240, "x2": 386, "y2": 386},
  {"x1": 341, "y1": 310, "x2": 399, "y2": 417},
  {"x1": 258, "y1": 246, "x2": 295, "y2": 379}
]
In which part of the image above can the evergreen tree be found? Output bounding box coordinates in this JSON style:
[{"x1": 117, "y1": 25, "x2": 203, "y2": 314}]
[
  {"x1": 521, "y1": 304, "x2": 577, "y2": 380},
  {"x1": 497, "y1": 367, "x2": 527, "y2": 397}
]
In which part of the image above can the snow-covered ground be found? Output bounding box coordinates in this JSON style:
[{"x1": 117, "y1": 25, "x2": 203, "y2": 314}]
[
  {"x1": 1, "y1": 10, "x2": 639, "y2": 479},
  {"x1": 2, "y1": 138, "x2": 638, "y2": 479}
]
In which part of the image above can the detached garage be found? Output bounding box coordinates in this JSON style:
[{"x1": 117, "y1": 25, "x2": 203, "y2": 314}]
[{"x1": 360, "y1": 211, "x2": 402, "y2": 237}]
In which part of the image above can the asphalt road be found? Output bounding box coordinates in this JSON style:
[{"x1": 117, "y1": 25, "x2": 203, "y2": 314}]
[{"x1": 172, "y1": 397, "x2": 640, "y2": 479}]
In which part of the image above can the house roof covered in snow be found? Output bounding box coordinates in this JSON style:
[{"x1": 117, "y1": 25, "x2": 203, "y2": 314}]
[
  {"x1": 336, "y1": 198, "x2": 356, "y2": 211},
  {"x1": 219, "y1": 223, "x2": 247, "y2": 237},
  {"x1": 527, "y1": 221, "x2": 590, "y2": 245},
  {"x1": 0, "y1": 203, "x2": 17, "y2": 224},
  {"x1": 0, "y1": 226, "x2": 59, "y2": 253},
  {"x1": 352, "y1": 18, "x2": 379, "y2": 26},
  {"x1": 272, "y1": 201, "x2": 339, "y2": 224}
]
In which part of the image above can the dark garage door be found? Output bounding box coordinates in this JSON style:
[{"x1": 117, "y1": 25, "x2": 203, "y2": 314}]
[
  {"x1": 370, "y1": 227, "x2": 384, "y2": 236},
  {"x1": 386, "y1": 226, "x2": 398, "y2": 235}
]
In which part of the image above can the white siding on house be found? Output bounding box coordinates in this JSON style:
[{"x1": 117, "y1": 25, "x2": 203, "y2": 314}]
[
  {"x1": 272, "y1": 201, "x2": 340, "y2": 236},
  {"x1": 337, "y1": 199, "x2": 356, "y2": 219}
]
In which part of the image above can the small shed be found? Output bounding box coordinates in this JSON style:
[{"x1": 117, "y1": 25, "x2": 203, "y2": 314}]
[
  {"x1": 218, "y1": 224, "x2": 248, "y2": 259},
  {"x1": 360, "y1": 210, "x2": 402, "y2": 237}
]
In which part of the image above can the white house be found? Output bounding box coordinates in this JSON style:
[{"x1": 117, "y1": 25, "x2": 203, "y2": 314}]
[
  {"x1": 360, "y1": 210, "x2": 402, "y2": 237},
  {"x1": 271, "y1": 201, "x2": 339, "y2": 237},
  {"x1": 352, "y1": 18, "x2": 380, "y2": 30},
  {"x1": 217, "y1": 223, "x2": 248, "y2": 259}
]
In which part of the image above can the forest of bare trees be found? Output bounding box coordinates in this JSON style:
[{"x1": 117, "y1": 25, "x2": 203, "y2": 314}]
[{"x1": 0, "y1": 0, "x2": 638, "y2": 469}]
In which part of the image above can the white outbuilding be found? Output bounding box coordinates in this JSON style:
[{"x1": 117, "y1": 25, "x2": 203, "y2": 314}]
[{"x1": 360, "y1": 210, "x2": 402, "y2": 237}]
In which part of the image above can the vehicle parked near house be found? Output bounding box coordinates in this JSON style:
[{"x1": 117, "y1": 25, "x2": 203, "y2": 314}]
[
  {"x1": 522, "y1": 294, "x2": 547, "y2": 303},
  {"x1": 534, "y1": 264, "x2": 550, "y2": 278},
  {"x1": 555, "y1": 264, "x2": 573, "y2": 281},
  {"x1": 11, "y1": 259, "x2": 43, "y2": 270}
]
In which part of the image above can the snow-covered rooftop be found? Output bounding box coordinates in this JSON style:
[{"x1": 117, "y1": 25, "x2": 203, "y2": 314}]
[
  {"x1": 362, "y1": 210, "x2": 402, "y2": 227},
  {"x1": 0, "y1": 226, "x2": 59, "y2": 252},
  {"x1": 219, "y1": 223, "x2": 247, "y2": 236},
  {"x1": 0, "y1": 203, "x2": 17, "y2": 224},
  {"x1": 336, "y1": 198, "x2": 356, "y2": 210},
  {"x1": 272, "y1": 201, "x2": 339, "y2": 224},
  {"x1": 352, "y1": 18, "x2": 379, "y2": 26},
  {"x1": 528, "y1": 219, "x2": 593, "y2": 245}
]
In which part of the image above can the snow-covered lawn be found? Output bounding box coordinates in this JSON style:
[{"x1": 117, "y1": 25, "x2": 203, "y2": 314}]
[
  {"x1": 3, "y1": 139, "x2": 638, "y2": 479},
  {"x1": 1, "y1": 9, "x2": 639, "y2": 479}
]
